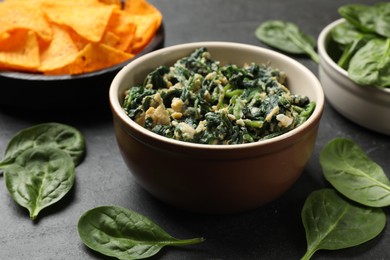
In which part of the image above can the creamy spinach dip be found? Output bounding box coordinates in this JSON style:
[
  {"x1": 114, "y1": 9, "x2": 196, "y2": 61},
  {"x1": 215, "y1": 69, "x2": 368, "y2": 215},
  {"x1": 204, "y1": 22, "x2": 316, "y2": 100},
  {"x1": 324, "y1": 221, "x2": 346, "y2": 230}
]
[{"x1": 122, "y1": 48, "x2": 315, "y2": 144}]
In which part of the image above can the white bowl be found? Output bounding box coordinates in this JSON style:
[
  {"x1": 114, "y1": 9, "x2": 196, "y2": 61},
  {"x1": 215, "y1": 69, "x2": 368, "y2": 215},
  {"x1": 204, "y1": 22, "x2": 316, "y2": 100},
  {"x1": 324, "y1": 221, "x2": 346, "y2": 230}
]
[{"x1": 317, "y1": 19, "x2": 390, "y2": 135}]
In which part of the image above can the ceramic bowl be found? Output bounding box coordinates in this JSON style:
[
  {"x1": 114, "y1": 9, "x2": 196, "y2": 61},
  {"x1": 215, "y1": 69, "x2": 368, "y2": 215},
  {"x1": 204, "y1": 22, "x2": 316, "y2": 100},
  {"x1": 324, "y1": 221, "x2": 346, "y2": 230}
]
[
  {"x1": 109, "y1": 41, "x2": 325, "y2": 214},
  {"x1": 0, "y1": 25, "x2": 164, "y2": 110},
  {"x1": 318, "y1": 19, "x2": 390, "y2": 135}
]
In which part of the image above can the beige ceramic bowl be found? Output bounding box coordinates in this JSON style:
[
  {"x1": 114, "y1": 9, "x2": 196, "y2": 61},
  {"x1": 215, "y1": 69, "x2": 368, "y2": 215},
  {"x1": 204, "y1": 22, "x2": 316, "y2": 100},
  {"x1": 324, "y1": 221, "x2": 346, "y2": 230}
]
[
  {"x1": 109, "y1": 42, "x2": 324, "y2": 214},
  {"x1": 318, "y1": 19, "x2": 390, "y2": 135}
]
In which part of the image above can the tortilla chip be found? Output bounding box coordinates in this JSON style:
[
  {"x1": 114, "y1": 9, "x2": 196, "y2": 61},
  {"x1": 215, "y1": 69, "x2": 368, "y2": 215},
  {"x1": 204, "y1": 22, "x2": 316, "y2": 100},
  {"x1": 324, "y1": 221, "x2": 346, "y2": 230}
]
[
  {"x1": 101, "y1": 31, "x2": 122, "y2": 49},
  {"x1": 0, "y1": 30, "x2": 40, "y2": 71},
  {"x1": 129, "y1": 15, "x2": 160, "y2": 53},
  {"x1": 124, "y1": 0, "x2": 160, "y2": 16},
  {"x1": 40, "y1": 0, "x2": 118, "y2": 42},
  {"x1": 39, "y1": 24, "x2": 79, "y2": 72},
  {"x1": 44, "y1": 43, "x2": 134, "y2": 75},
  {"x1": 124, "y1": 0, "x2": 162, "y2": 53},
  {"x1": 104, "y1": 9, "x2": 137, "y2": 51},
  {"x1": 0, "y1": 0, "x2": 162, "y2": 75},
  {"x1": 0, "y1": 1, "x2": 52, "y2": 42},
  {"x1": 99, "y1": 0, "x2": 122, "y2": 7}
]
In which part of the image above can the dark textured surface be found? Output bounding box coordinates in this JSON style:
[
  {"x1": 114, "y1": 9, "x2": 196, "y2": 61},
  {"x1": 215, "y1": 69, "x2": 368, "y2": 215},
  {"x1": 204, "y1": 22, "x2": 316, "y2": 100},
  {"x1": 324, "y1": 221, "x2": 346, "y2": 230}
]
[{"x1": 0, "y1": 1, "x2": 389, "y2": 259}]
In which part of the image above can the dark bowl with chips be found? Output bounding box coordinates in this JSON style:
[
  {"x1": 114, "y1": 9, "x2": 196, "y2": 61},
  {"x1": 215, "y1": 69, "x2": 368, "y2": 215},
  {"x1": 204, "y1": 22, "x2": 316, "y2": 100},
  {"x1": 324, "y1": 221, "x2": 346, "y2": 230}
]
[
  {"x1": 0, "y1": 26, "x2": 164, "y2": 110},
  {"x1": 0, "y1": 0, "x2": 164, "y2": 111}
]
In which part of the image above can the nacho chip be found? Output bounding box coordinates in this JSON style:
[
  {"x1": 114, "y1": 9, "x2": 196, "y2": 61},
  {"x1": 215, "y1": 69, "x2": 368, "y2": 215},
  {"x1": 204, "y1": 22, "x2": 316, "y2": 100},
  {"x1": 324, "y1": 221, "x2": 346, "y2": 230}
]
[
  {"x1": 0, "y1": 0, "x2": 162, "y2": 75},
  {"x1": 0, "y1": 30, "x2": 40, "y2": 71},
  {"x1": 44, "y1": 43, "x2": 134, "y2": 75},
  {"x1": 130, "y1": 15, "x2": 160, "y2": 53},
  {"x1": 104, "y1": 9, "x2": 137, "y2": 51},
  {"x1": 0, "y1": 1, "x2": 52, "y2": 42},
  {"x1": 101, "y1": 31, "x2": 122, "y2": 49},
  {"x1": 99, "y1": 0, "x2": 122, "y2": 7},
  {"x1": 124, "y1": 0, "x2": 161, "y2": 16},
  {"x1": 124, "y1": 0, "x2": 162, "y2": 53},
  {"x1": 39, "y1": 24, "x2": 79, "y2": 72},
  {"x1": 41, "y1": 0, "x2": 117, "y2": 42}
]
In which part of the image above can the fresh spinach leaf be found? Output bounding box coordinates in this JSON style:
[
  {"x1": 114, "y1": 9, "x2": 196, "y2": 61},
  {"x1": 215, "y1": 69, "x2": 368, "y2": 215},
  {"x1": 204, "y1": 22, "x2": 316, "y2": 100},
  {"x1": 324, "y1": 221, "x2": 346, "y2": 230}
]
[
  {"x1": 301, "y1": 189, "x2": 386, "y2": 260},
  {"x1": 336, "y1": 37, "x2": 372, "y2": 70},
  {"x1": 348, "y1": 38, "x2": 390, "y2": 88},
  {"x1": 339, "y1": 3, "x2": 390, "y2": 37},
  {"x1": 338, "y1": 4, "x2": 378, "y2": 35},
  {"x1": 4, "y1": 146, "x2": 75, "y2": 220},
  {"x1": 78, "y1": 206, "x2": 204, "y2": 260},
  {"x1": 330, "y1": 22, "x2": 376, "y2": 69},
  {"x1": 376, "y1": 2, "x2": 390, "y2": 38},
  {"x1": 0, "y1": 122, "x2": 85, "y2": 168},
  {"x1": 320, "y1": 138, "x2": 390, "y2": 207},
  {"x1": 331, "y1": 22, "x2": 362, "y2": 46},
  {"x1": 255, "y1": 20, "x2": 320, "y2": 63}
]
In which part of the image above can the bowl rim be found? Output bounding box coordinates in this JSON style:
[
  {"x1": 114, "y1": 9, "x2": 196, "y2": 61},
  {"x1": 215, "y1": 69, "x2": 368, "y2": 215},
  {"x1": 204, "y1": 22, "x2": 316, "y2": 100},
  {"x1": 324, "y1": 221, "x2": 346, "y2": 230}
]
[
  {"x1": 0, "y1": 23, "x2": 165, "y2": 81},
  {"x1": 317, "y1": 18, "x2": 390, "y2": 94},
  {"x1": 109, "y1": 41, "x2": 324, "y2": 151}
]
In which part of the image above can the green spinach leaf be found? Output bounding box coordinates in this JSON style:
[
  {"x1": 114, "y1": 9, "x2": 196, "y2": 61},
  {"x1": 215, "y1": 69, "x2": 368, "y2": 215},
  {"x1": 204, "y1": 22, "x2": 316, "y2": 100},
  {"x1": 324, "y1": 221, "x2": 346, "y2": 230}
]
[
  {"x1": 339, "y1": 3, "x2": 390, "y2": 37},
  {"x1": 331, "y1": 22, "x2": 362, "y2": 46},
  {"x1": 320, "y1": 138, "x2": 390, "y2": 207},
  {"x1": 338, "y1": 4, "x2": 378, "y2": 35},
  {"x1": 4, "y1": 146, "x2": 75, "y2": 220},
  {"x1": 348, "y1": 38, "x2": 390, "y2": 88},
  {"x1": 376, "y1": 2, "x2": 390, "y2": 38},
  {"x1": 255, "y1": 20, "x2": 320, "y2": 63},
  {"x1": 301, "y1": 189, "x2": 386, "y2": 260},
  {"x1": 336, "y1": 37, "x2": 372, "y2": 69},
  {"x1": 78, "y1": 206, "x2": 204, "y2": 260},
  {"x1": 329, "y1": 3, "x2": 390, "y2": 88},
  {"x1": 0, "y1": 122, "x2": 85, "y2": 168},
  {"x1": 331, "y1": 22, "x2": 376, "y2": 69}
]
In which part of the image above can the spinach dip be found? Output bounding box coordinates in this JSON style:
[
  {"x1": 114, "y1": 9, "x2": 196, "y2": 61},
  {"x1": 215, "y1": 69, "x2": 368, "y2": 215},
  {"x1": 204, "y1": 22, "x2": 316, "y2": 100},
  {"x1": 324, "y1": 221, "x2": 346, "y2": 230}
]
[{"x1": 122, "y1": 48, "x2": 315, "y2": 144}]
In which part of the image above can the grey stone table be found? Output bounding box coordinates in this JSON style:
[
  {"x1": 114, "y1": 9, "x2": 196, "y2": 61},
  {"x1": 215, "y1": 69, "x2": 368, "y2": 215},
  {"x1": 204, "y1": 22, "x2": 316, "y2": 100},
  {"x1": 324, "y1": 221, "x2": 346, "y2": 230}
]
[{"x1": 1, "y1": 0, "x2": 389, "y2": 259}]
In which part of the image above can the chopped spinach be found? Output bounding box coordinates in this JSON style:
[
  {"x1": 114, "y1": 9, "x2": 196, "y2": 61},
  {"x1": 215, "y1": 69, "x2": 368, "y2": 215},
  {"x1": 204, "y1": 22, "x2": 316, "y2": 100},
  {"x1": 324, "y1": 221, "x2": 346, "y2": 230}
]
[{"x1": 122, "y1": 48, "x2": 315, "y2": 144}]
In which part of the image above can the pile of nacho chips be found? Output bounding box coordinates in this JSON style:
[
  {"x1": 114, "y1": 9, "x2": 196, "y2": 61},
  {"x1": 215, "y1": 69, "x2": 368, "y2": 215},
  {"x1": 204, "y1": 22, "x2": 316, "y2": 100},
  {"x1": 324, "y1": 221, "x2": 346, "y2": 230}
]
[{"x1": 0, "y1": 0, "x2": 162, "y2": 75}]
